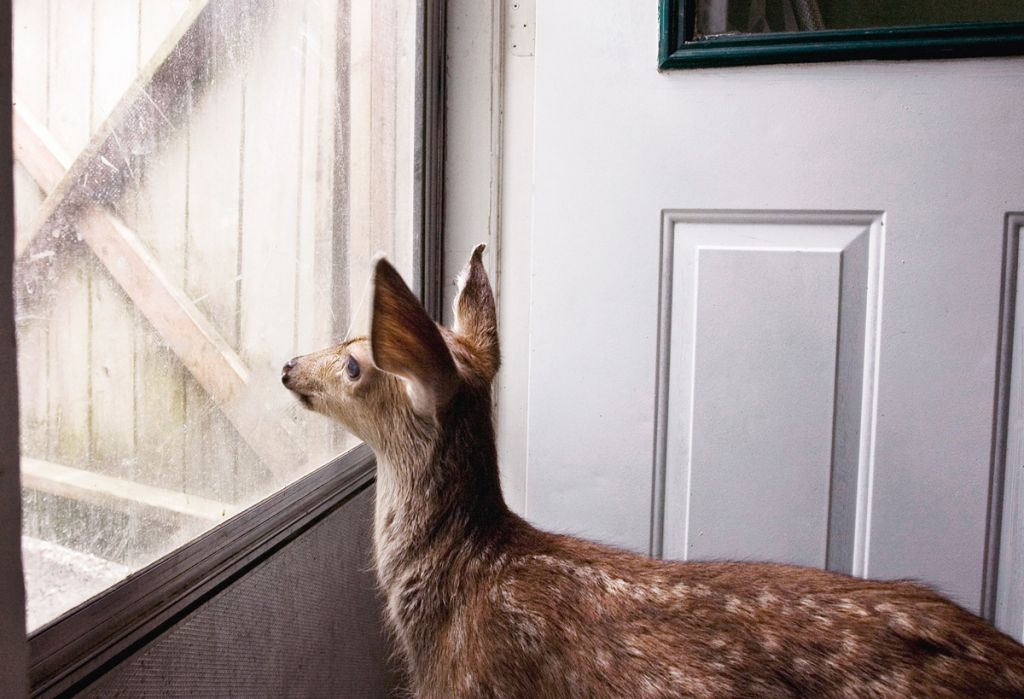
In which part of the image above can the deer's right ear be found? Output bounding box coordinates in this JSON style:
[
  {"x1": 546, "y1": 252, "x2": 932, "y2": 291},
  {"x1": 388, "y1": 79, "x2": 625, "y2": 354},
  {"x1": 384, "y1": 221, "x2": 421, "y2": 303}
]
[
  {"x1": 370, "y1": 257, "x2": 457, "y2": 416},
  {"x1": 453, "y1": 244, "x2": 499, "y2": 380}
]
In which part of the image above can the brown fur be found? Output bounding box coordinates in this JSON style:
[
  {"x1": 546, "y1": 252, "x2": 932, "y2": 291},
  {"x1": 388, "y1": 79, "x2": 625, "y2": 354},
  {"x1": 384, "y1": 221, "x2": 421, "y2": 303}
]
[{"x1": 282, "y1": 245, "x2": 1024, "y2": 698}]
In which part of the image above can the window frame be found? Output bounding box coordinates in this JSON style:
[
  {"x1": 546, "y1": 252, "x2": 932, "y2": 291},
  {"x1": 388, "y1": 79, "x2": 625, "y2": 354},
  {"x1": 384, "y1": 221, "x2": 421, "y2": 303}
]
[
  {"x1": 22, "y1": 0, "x2": 448, "y2": 694},
  {"x1": 659, "y1": 0, "x2": 1024, "y2": 69}
]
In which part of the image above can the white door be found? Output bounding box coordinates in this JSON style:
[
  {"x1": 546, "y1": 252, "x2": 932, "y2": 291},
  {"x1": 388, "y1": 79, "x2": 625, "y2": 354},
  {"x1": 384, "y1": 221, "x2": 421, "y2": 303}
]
[{"x1": 520, "y1": 1, "x2": 1024, "y2": 636}]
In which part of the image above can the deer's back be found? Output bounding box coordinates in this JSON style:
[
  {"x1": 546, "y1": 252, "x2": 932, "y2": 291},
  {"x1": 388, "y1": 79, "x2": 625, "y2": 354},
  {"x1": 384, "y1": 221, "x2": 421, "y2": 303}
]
[{"x1": 421, "y1": 529, "x2": 1024, "y2": 699}]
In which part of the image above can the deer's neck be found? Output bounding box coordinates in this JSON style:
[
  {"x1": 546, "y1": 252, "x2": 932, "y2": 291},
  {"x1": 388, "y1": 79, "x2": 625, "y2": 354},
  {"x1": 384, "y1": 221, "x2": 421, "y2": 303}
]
[
  {"x1": 372, "y1": 401, "x2": 511, "y2": 655},
  {"x1": 374, "y1": 429, "x2": 509, "y2": 579}
]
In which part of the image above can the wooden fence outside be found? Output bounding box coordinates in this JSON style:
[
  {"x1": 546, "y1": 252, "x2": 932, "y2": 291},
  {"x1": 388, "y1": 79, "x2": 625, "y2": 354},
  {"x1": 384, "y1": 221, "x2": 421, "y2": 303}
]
[{"x1": 13, "y1": 0, "x2": 416, "y2": 586}]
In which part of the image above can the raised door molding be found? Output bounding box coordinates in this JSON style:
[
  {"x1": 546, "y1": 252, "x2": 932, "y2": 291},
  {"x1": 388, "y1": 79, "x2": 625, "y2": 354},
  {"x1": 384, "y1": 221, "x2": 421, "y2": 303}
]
[
  {"x1": 996, "y1": 213, "x2": 1024, "y2": 637},
  {"x1": 652, "y1": 210, "x2": 885, "y2": 576}
]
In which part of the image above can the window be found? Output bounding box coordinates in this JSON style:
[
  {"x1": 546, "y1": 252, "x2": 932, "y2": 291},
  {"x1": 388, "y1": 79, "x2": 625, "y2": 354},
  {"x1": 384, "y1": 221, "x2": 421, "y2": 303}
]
[
  {"x1": 660, "y1": 0, "x2": 1024, "y2": 68},
  {"x1": 14, "y1": 0, "x2": 423, "y2": 633}
]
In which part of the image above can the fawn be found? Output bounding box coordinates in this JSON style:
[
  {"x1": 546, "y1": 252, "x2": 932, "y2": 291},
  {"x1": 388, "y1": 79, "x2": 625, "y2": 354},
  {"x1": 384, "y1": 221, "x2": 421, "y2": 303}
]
[{"x1": 282, "y1": 246, "x2": 1024, "y2": 698}]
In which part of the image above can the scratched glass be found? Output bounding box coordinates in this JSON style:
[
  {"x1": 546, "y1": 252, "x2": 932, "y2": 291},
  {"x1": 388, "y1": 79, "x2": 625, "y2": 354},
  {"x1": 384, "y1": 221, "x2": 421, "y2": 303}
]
[
  {"x1": 13, "y1": 0, "x2": 417, "y2": 631},
  {"x1": 693, "y1": 0, "x2": 1024, "y2": 38}
]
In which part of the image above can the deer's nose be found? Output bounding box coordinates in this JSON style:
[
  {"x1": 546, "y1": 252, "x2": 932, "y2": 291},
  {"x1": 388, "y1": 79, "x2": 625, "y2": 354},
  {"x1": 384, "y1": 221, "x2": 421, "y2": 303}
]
[{"x1": 281, "y1": 357, "x2": 299, "y2": 385}]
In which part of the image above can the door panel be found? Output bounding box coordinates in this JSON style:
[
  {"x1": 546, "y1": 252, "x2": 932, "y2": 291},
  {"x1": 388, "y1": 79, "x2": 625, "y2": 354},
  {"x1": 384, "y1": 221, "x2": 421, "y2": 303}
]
[
  {"x1": 658, "y1": 212, "x2": 881, "y2": 573},
  {"x1": 523, "y1": 0, "x2": 1024, "y2": 621}
]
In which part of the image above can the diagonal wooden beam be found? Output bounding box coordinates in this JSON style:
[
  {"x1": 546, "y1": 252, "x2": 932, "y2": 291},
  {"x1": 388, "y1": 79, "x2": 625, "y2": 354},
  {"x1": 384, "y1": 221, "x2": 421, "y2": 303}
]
[
  {"x1": 18, "y1": 0, "x2": 269, "y2": 264},
  {"x1": 12, "y1": 102, "x2": 70, "y2": 202},
  {"x1": 12, "y1": 100, "x2": 73, "y2": 259},
  {"x1": 76, "y1": 208, "x2": 250, "y2": 407},
  {"x1": 14, "y1": 104, "x2": 308, "y2": 479}
]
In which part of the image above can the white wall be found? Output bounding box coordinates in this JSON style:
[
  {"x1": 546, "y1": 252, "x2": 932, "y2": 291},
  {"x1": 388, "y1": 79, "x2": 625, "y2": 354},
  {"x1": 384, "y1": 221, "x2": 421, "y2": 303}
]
[{"x1": 444, "y1": 0, "x2": 535, "y2": 515}]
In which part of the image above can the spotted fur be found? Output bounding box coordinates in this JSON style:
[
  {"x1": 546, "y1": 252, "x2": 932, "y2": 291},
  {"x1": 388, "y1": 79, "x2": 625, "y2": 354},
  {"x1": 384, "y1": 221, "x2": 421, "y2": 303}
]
[{"x1": 282, "y1": 245, "x2": 1024, "y2": 698}]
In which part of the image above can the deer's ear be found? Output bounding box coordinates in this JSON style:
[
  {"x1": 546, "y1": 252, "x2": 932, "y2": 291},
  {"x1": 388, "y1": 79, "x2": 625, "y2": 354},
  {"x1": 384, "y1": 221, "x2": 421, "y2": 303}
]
[
  {"x1": 453, "y1": 243, "x2": 500, "y2": 380},
  {"x1": 371, "y1": 257, "x2": 457, "y2": 416}
]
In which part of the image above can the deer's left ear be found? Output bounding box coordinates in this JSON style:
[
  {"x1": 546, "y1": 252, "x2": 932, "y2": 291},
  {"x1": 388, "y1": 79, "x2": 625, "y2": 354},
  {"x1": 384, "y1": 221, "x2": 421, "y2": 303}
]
[
  {"x1": 371, "y1": 256, "x2": 457, "y2": 417},
  {"x1": 453, "y1": 243, "x2": 500, "y2": 380}
]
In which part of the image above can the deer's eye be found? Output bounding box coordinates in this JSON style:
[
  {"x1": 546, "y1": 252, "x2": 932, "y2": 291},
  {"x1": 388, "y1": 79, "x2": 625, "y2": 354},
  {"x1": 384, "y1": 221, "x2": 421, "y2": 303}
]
[{"x1": 344, "y1": 355, "x2": 361, "y2": 381}]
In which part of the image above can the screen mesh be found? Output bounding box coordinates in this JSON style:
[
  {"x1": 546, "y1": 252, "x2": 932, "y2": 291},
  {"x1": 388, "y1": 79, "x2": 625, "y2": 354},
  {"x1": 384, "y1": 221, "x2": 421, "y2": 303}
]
[{"x1": 80, "y1": 486, "x2": 402, "y2": 697}]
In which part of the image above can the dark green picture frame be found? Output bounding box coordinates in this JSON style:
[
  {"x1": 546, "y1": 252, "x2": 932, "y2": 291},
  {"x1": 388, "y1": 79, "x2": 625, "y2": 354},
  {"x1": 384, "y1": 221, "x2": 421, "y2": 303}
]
[{"x1": 659, "y1": 0, "x2": 1024, "y2": 69}]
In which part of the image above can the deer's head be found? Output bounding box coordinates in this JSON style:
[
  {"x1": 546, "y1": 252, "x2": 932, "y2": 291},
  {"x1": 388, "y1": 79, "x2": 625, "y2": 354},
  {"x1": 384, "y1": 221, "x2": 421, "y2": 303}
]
[{"x1": 281, "y1": 245, "x2": 499, "y2": 458}]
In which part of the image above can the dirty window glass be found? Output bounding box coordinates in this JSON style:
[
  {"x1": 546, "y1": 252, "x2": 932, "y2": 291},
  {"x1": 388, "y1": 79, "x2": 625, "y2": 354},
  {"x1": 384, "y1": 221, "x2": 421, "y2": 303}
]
[{"x1": 14, "y1": 0, "x2": 418, "y2": 631}]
